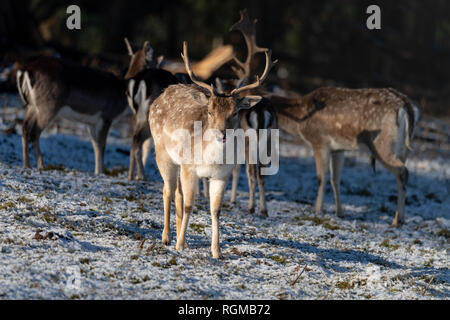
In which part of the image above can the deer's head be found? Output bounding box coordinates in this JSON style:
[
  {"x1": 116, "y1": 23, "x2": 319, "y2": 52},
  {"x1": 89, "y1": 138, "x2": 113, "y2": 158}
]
[
  {"x1": 124, "y1": 38, "x2": 164, "y2": 80},
  {"x1": 181, "y1": 41, "x2": 276, "y2": 141}
]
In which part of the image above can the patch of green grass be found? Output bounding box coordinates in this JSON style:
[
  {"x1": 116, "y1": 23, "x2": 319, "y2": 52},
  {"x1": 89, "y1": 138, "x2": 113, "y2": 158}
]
[
  {"x1": 125, "y1": 194, "x2": 137, "y2": 202},
  {"x1": 0, "y1": 201, "x2": 16, "y2": 210},
  {"x1": 168, "y1": 256, "x2": 177, "y2": 266},
  {"x1": 436, "y1": 229, "x2": 450, "y2": 239},
  {"x1": 42, "y1": 164, "x2": 65, "y2": 171},
  {"x1": 380, "y1": 239, "x2": 400, "y2": 250},
  {"x1": 16, "y1": 196, "x2": 33, "y2": 204},
  {"x1": 105, "y1": 167, "x2": 127, "y2": 177},
  {"x1": 349, "y1": 188, "x2": 372, "y2": 197},
  {"x1": 424, "y1": 259, "x2": 434, "y2": 267},
  {"x1": 102, "y1": 197, "x2": 113, "y2": 205},
  {"x1": 41, "y1": 213, "x2": 57, "y2": 223},
  {"x1": 269, "y1": 255, "x2": 287, "y2": 264},
  {"x1": 336, "y1": 280, "x2": 354, "y2": 290},
  {"x1": 190, "y1": 223, "x2": 206, "y2": 233},
  {"x1": 301, "y1": 216, "x2": 341, "y2": 230}
]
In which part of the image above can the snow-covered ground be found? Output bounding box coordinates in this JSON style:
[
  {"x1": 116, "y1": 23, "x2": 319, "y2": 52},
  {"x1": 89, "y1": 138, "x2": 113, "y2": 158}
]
[{"x1": 0, "y1": 93, "x2": 448, "y2": 299}]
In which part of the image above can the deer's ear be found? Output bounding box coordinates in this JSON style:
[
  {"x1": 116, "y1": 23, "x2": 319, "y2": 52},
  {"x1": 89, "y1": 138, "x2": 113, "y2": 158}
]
[
  {"x1": 156, "y1": 55, "x2": 165, "y2": 68},
  {"x1": 215, "y1": 78, "x2": 224, "y2": 94},
  {"x1": 143, "y1": 41, "x2": 154, "y2": 62},
  {"x1": 237, "y1": 95, "x2": 262, "y2": 110},
  {"x1": 127, "y1": 79, "x2": 136, "y2": 114},
  {"x1": 124, "y1": 37, "x2": 133, "y2": 56}
]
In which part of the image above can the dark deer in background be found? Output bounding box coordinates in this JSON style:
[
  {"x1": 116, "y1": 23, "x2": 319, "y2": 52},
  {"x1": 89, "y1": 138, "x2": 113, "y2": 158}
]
[
  {"x1": 126, "y1": 68, "x2": 178, "y2": 180},
  {"x1": 16, "y1": 56, "x2": 128, "y2": 174},
  {"x1": 273, "y1": 88, "x2": 420, "y2": 227},
  {"x1": 224, "y1": 9, "x2": 279, "y2": 217}
]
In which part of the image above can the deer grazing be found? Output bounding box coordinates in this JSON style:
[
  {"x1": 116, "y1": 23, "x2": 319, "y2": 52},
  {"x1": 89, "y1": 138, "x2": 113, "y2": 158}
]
[
  {"x1": 16, "y1": 56, "x2": 128, "y2": 174},
  {"x1": 273, "y1": 87, "x2": 420, "y2": 227},
  {"x1": 221, "y1": 9, "x2": 278, "y2": 217},
  {"x1": 149, "y1": 41, "x2": 276, "y2": 258}
]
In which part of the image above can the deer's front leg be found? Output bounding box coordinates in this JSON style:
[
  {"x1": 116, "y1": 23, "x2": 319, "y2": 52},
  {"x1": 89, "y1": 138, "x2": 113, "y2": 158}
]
[
  {"x1": 246, "y1": 163, "x2": 257, "y2": 214},
  {"x1": 330, "y1": 151, "x2": 345, "y2": 217},
  {"x1": 230, "y1": 164, "x2": 241, "y2": 204},
  {"x1": 128, "y1": 140, "x2": 136, "y2": 181},
  {"x1": 156, "y1": 156, "x2": 178, "y2": 246},
  {"x1": 209, "y1": 178, "x2": 227, "y2": 259},
  {"x1": 256, "y1": 165, "x2": 268, "y2": 217}
]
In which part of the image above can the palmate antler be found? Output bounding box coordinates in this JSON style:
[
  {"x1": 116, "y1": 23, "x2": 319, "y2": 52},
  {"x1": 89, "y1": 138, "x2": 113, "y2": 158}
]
[
  {"x1": 181, "y1": 41, "x2": 276, "y2": 97},
  {"x1": 230, "y1": 9, "x2": 268, "y2": 80}
]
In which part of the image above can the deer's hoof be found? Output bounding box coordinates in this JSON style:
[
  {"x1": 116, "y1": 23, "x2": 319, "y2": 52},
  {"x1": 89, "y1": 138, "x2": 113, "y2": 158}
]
[
  {"x1": 248, "y1": 207, "x2": 255, "y2": 214},
  {"x1": 336, "y1": 208, "x2": 344, "y2": 218},
  {"x1": 391, "y1": 220, "x2": 404, "y2": 228},
  {"x1": 211, "y1": 249, "x2": 223, "y2": 259},
  {"x1": 162, "y1": 233, "x2": 171, "y2": 246},
  {"x1": 260, "y1": 210, "x2": 268, "y2": 218},
  {"x1": 391, "y1": 212, "x2": 404, "y2": 228},
  {"x1": 176, "y1": 240, "x2": 188, "y2": 251}
]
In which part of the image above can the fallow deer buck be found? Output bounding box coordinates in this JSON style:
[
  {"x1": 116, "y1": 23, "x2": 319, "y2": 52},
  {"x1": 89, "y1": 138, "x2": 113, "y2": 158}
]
[
  {"x1": 16, "y1": 56, "x2": 128, "y2": 174},
  {"x1": 273, "y1": 87, "x2": 420, "y2": 227},
  {"x1": 221, "y1": 9, "x2": 278, "y2": 216},
  {"x1": 149, "y1": 41, "x2": 276, "y2": 258}
]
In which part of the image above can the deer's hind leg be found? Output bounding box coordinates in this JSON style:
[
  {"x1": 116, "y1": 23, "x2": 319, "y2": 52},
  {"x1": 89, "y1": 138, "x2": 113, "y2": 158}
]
[
  {"x1": 330, "y1": 151, "x2": 345, "y2": 217},
  {"x1": 175, "y1": 174, "x2": 183, "y2": 240},
  {"x1": 22, "y1": 104, "x2": 58, "y2": 169},
  {"x1": 372, "y1": 129, "x2": 409, "y2": 227},
  {"x1": 128, "y1": 126, "x2": 149, "y2": 181}
]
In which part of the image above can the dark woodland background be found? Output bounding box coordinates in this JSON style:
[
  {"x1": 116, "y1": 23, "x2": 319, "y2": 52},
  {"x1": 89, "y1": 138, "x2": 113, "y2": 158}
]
[{"x1": 1, "y1": 0, "x2": 450, "y2": 116}]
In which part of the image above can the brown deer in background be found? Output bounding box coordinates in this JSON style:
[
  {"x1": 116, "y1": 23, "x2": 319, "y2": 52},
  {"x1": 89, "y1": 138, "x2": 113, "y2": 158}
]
[
  {"x1": 273, "y1": 87, "x2": 420, "y2": 227},
  {"x1": 149, "y1": 41, "x2": 275, "y2": 258},
  {"x1": 16, "y1": 56, "x2": 128, "y2": 174}
]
